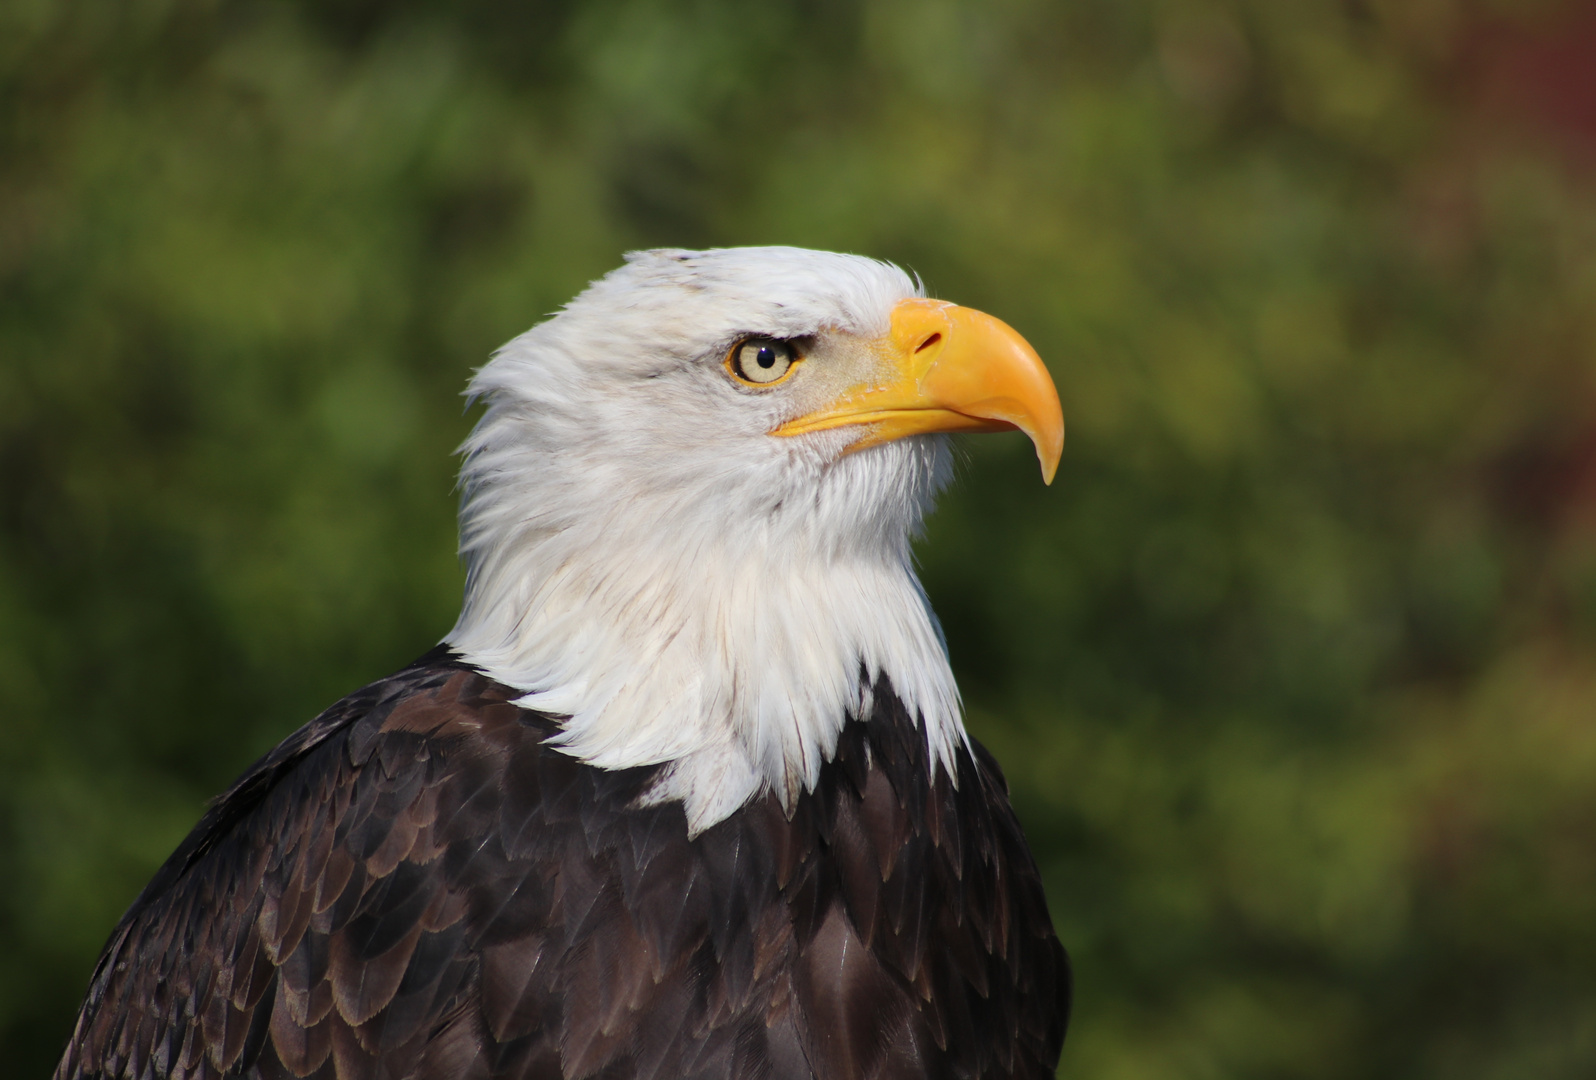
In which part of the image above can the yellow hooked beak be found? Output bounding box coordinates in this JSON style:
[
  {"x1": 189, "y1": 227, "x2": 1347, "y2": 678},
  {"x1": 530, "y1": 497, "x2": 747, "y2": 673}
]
[{"x1": 772, "y1": 298, "x2": 1064, "y2": 483}]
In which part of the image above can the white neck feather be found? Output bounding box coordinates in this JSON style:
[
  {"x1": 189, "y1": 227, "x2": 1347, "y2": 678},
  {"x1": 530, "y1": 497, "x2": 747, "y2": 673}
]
[{"x1": 445, "y1": 503, "x2": 962, "y2": 833}]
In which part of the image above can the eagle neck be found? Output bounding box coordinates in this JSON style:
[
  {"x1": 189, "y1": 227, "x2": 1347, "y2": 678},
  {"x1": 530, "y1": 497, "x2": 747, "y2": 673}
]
[{"x1": 443, "y1": 511, "x2": 966, "y2": 835}]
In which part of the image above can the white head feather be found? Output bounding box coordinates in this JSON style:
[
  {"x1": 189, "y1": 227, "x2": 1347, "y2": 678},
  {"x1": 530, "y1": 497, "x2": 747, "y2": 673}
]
[{"x1": 444, "y1": 246, "x2": 964, "y2": 834}]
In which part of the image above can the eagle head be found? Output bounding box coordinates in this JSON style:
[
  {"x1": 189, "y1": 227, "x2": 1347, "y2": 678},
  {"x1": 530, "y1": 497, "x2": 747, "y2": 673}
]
[{"x1": 445, "y1": 246, "x2": 1062, "y2": 833}]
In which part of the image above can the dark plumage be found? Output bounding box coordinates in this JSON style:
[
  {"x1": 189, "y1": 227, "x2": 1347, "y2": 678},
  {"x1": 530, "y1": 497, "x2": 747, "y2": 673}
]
[{"x1": 57, "y1": 648, "x2": 1069, "y2": 1079}]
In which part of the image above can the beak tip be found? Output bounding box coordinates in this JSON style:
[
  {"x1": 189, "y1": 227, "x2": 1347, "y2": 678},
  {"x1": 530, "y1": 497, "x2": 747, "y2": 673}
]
[
  {"x1": 1038, "y1": 446, "x2": 1061, "y2": 486},
  {"x1": 1033, "y1": 415, "x2": 1064, "y2": 486}
]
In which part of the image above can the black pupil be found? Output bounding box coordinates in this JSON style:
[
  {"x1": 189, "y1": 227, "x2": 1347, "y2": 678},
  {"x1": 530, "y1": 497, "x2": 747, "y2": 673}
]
[{"x1": 756, "y1": 346, "x2": 777, "y2": 369}]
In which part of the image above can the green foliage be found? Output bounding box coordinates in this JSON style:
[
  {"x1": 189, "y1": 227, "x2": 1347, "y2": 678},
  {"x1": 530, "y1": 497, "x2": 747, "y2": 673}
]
[{"x1": 5, "y1": 0, "x2": 1596, "y2": 1075}]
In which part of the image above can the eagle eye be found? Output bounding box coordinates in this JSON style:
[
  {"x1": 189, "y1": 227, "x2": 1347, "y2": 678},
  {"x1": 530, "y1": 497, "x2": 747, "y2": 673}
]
[{"x1": 727, "y1": 337, "x2": 798, "y2": 386}]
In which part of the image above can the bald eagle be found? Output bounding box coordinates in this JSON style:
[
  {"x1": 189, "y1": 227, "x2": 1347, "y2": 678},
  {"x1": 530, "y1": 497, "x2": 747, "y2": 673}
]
[{"x1": 57, "y1": 247, "x2": 1070, "y2": 1080}]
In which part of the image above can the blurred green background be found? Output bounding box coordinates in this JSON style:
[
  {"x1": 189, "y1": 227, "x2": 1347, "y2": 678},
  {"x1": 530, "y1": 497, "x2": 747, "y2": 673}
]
[{"x1": 5, "y1": 0, "x2": 1596, "y2": 1075}]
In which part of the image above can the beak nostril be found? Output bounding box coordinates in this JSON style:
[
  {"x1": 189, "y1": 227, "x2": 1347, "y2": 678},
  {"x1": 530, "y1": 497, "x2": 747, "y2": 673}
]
[{"x1": 914, "y1": 333, "x2": 942, "y2": 354}]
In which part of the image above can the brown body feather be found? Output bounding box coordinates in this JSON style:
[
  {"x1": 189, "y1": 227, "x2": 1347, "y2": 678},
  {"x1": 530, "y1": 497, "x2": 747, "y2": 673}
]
[{"x1": 56, "y1": 649, "x2": 1069, "y2": 1080}]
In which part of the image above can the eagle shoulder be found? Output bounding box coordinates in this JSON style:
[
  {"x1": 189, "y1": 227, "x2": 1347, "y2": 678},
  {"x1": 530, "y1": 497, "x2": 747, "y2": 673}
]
[{"x1": 56, "y1": 648, "x2": 521, "y2": 1079}]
